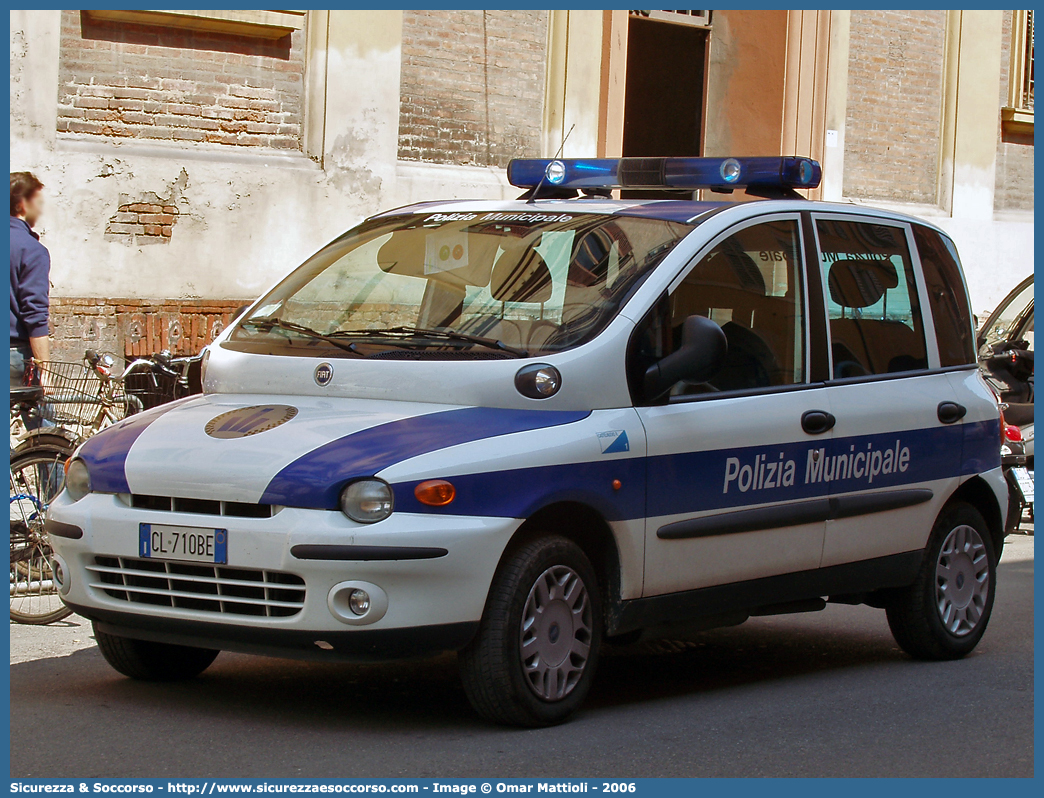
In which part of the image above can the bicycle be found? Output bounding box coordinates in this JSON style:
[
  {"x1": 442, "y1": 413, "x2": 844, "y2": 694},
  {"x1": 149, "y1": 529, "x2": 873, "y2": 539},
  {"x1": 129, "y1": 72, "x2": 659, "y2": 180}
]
[
  {"x1": 10, "y1": 386, "x2": 74, "y2": 624},
  {"x1": 31, "y1": 355, "x2": 142, "y2": 441},
  {"x1": 9, "y1": 349, "x2": 202, "y2": 624}
]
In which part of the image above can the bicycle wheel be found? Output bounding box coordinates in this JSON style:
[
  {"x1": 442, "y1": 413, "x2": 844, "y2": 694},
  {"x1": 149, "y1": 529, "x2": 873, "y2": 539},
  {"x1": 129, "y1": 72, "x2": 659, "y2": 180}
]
[{"x1": 10, "y1": 444, "x2": 74, "y2": 624}]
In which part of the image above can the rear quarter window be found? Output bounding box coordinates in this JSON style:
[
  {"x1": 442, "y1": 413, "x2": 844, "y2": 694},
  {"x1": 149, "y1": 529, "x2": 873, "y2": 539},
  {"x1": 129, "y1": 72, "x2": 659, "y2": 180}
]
[{"x1": 913, "y1": 225, "x2": 976, "y2": 366}]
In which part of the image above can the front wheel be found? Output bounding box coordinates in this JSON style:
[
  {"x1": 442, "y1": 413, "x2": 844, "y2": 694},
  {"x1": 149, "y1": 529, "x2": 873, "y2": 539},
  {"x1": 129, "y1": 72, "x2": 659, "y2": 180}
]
[
  {"x1": 94, "y1": 625, "x2": 219, "y2": 681},
  {"x1": 459, "y1": 535, "x2": 602, "y2": 727},
  {"x1": 10, "y1": 444, "x2": 75, "y2": 625},
  {"x1": 886, "y1": 502, "x2": 997, "y2": 660}
]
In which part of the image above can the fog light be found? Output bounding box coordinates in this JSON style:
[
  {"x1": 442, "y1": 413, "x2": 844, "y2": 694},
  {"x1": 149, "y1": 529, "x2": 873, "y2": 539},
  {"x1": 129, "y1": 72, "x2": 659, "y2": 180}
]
[
  {"x1": 348, "y1": 588, "x2": 370, "y2": 616},
  {"x1": 51, "y1": 554, "x2": 70, "y2": 595},
  {"x1": 327, "y1": 581, "x2": 388, "y2": 625}
]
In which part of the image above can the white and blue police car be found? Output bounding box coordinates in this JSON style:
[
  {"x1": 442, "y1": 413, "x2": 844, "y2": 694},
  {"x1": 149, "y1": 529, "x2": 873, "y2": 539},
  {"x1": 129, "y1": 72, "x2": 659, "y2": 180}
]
[{"x1": 48, "y1": 157, "x2": 1005, "y2": 726}]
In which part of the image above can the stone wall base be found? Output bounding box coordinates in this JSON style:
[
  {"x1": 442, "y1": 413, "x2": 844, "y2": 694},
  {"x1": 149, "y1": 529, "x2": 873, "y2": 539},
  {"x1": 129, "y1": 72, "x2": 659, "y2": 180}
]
[{"x1": 49, "y1": 296, "x2": 252, "y2": 362}]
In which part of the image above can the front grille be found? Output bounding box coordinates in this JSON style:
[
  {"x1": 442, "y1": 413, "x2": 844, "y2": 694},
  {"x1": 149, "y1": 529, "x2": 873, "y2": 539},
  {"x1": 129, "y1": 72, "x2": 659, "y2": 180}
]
[
  {"x1": 128, "y1": 494, "x2": 275, "y2": 518},
  {"x1": 88, "y1": 556, "x2": 306, "y2": 617}
]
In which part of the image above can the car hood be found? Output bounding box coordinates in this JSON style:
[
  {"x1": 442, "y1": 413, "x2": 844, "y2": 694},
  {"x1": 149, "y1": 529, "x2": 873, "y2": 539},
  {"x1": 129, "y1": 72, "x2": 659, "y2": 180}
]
[{"x1": 75, "y1": 394, "x2": 588, "y2": 507}]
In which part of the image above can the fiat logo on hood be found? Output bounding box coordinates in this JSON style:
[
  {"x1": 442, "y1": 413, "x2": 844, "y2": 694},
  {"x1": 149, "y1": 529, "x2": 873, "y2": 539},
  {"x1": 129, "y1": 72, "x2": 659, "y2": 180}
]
[
  {"x1": 314, "y1": 362, "x2": 334, "y2": 386},
  {"x1": 205, "y1": 405, "x2": 299, "y2": 439}
]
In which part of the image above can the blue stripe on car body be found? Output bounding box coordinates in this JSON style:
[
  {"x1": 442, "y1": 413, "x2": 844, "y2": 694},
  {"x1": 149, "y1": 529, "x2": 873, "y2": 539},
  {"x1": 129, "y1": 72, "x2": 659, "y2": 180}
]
[
  {"x1": 393, "y1": 457, "x2": 648, "y2": 521},
  {"x1": 260, "y1": 406, "x2": 591, "y2": 508},
  {"x1": 76, "y1": 399, "x2": 189, "y2": 493},
  {"x1": 390, "y1": 420, "x2": 1000, "y2": 521}
]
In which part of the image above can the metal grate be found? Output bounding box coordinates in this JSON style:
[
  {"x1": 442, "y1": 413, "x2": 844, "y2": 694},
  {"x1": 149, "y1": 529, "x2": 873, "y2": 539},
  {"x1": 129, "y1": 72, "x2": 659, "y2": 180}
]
[
  {"x1": 88, "y1": 556, "x2": 305, "y2": 617},
  {"x1": 128, "y1": 495, "x2": 275, "y2": 518}
]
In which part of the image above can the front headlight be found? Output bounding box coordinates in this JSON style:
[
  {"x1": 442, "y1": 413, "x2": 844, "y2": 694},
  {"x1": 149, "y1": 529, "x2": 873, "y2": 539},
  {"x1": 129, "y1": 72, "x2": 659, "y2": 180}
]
[
  {"x1": 339, "y1": 479, "x2": 393, "y2": 523},
  {"x1": 65, "y1": 458, "x2": 92, "y2": 502}
]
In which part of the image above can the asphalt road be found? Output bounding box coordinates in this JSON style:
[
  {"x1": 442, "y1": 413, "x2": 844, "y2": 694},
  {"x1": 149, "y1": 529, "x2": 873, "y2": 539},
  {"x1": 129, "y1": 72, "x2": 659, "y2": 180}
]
[{"x1": 10, "y1": 531, "x2": 1034, "y2": 779}]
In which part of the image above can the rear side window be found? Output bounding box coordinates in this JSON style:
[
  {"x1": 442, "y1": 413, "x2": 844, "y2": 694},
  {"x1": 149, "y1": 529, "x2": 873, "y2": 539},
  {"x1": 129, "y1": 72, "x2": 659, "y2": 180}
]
[
  {"x1": 913, "y1": 226, "x2": 976, "y2": 366},
  {"x1": 816, "y1": 218, "x2": 928, "y2": 378}
]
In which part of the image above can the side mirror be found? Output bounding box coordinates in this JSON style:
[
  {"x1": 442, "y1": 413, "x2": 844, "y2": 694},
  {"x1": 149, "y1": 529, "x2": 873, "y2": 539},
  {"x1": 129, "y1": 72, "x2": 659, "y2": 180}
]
[{"x1": 643, "y1": 315, "x2": 727, "y2": 401}]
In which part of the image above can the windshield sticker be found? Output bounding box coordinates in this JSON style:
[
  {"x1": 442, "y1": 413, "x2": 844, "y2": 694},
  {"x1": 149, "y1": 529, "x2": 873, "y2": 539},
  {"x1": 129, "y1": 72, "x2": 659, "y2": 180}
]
[
  {"x1": 424, "y1": 230, "x2": 470, "y2": 274},
  {"x1": 422, "y1": 211, "x2": 575, "y2": 226},
  {"x1": 480, "y1": 212, "x2": 575, "y2": 224}
]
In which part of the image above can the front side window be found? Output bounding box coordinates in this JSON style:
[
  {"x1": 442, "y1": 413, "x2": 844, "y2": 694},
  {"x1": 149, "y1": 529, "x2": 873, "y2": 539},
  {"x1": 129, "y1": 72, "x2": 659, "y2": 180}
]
[
  {"x1": 816, "y1": 218, "x2": 928, "y2": 378},
  {"x1": 629, "y1": 218, "x2": 806, "y2": 400},
  {"x1": 228, "y1": 212, "x2": 694, "y2": 359}
]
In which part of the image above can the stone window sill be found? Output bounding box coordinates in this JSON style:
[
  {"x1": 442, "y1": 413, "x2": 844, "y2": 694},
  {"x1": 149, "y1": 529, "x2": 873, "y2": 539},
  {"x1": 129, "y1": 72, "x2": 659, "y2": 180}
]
[
  {"x1": 83, "y1": 10, "x2": 305, "y2": 40},
  {"x1": 1001, "y1": 107, "x2": 1034, "y2": 136}
]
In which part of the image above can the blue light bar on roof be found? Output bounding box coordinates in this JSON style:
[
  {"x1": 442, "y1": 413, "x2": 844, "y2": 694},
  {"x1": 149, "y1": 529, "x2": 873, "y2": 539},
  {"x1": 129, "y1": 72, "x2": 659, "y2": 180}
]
[{"x1": 506, "y1": 156, "x2": 822, "y2": 191}]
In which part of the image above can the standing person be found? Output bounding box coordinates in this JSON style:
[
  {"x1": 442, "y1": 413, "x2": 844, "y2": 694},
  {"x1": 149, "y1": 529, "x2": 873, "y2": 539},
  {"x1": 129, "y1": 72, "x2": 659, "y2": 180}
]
[{"x1": 10, "y1": 171, "x2": 50, "y2": 390}]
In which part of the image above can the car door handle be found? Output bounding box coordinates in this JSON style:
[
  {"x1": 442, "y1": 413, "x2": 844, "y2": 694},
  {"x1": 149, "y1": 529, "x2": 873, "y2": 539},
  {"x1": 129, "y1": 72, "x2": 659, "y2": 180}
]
[
  {"x1": 801, "y1": 410, "x2": 836, "y2": 435},
  {"x1": 937, "y1": 401, "x2": 967, "y2": 424}
]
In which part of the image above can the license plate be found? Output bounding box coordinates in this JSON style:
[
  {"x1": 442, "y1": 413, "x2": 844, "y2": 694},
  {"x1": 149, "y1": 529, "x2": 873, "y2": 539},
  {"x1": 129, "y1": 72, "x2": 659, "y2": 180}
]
[
  {"x1": 1013, "y1": 468, "x2": 1035, "y2": 504},
  {"x1": 139, "y1": 524, "x2": 227, "y2": 564}
]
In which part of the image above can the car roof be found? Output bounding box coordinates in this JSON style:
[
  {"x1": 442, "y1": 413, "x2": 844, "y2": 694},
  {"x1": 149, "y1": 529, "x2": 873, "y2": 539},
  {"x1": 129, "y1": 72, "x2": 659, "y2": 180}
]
[{"x1": 370, "y1": 197, "x2": 952, "y2": 236}]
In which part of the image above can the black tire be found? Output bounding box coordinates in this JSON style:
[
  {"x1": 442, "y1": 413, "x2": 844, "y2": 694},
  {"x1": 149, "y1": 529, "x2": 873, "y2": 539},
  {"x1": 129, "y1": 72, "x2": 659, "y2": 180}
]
[
  {"x1": 459, "y1": 535, "x2": 602, "y2": 727},
  {"x1": 886, "y1": 502, "x2": 997, "y2": 660},
  {"x1": 94, "y1": 624, "x2": 219, "y2": 681}
]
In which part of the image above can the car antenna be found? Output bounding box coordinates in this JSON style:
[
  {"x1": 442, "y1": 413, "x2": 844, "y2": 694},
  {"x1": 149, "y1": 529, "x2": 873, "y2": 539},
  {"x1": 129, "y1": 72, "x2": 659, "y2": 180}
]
[{"x1": 526, "y1": 123, "x2": 575, "y2": 205}]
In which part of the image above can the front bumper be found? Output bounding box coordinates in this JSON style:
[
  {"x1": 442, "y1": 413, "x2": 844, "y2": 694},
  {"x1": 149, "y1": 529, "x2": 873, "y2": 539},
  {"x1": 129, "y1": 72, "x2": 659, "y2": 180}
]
[
  {"x1": 47, "y1": 491, "x2": 520, "y2": 659},
  {"x1": 70, "y1": 601, "x2": 479, "y2": 662}
]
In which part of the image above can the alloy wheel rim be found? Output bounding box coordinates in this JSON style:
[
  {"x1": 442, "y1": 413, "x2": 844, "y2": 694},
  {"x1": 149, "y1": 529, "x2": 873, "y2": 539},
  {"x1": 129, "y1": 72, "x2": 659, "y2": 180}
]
[
  {"x1": 935, "y1": 524, "x2": 990, "y2": 636},
  {"x1": 519, "y1": 564, "x2": 593, "y2": 701}
]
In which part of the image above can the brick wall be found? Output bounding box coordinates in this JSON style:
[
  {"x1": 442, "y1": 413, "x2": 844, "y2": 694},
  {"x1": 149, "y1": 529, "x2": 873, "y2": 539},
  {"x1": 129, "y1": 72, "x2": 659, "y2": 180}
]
[
  {"x1": 843, "y1": 10, "x2": 946, "y2": 203},
  {"x1": 995, "y1": 10, "x2": 1035, "y2": 212},
  {"x1": 57, "y1": 10, "x2": 304, "y2": 150},
  {"x1": 50, "y1": 297, "x2": 251, "y2": 362},
  {"x1": 105, "y1": 199, "x2": 179, "y2": 245},
  {"x1": 398, "y1": 10, "x2": 548, "y2": 167}
]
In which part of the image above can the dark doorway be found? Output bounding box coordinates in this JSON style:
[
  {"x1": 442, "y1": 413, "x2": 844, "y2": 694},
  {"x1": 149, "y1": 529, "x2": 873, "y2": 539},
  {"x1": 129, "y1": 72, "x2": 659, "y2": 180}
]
[{"x1": 622, "y1": 17, "x2": 707, "y2": 158}]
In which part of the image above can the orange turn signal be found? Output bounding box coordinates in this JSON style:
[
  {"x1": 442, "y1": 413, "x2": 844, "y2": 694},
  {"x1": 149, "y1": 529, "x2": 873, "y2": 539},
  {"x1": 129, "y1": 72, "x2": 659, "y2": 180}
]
[{"x1": 414, "y1": 479, "x2": 456, "y2": 507}]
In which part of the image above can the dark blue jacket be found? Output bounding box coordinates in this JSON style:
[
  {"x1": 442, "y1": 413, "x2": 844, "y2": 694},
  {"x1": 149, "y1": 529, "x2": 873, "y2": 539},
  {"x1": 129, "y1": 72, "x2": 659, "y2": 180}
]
[{"x1": 10, "y1": 216, "x2": 50, "y2": 341}]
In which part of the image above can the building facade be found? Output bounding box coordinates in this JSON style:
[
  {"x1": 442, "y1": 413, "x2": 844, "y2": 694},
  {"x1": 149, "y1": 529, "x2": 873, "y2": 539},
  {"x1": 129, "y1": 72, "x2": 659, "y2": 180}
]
[{"x1": 9, "y1": 10, "x2": 1033, "y2": 359}]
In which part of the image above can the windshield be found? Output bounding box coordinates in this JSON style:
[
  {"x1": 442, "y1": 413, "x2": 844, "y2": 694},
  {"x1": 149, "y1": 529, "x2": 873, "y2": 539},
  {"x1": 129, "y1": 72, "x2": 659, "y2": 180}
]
[
  {"x1": 981, "y1": 279, "x2": 1033, "y2": 349},
  {"x1": 229, "y1": 211, "x2": 694, "y2": 359}
]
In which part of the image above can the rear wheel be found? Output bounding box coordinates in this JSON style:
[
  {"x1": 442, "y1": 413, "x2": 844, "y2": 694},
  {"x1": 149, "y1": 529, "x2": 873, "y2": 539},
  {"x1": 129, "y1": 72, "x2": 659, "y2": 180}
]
[
  {"x1": 459, "y1": 535, "x2": 602, "y2": 727},
  {"x1": 94, "y1": 625, "x2": 219, "y2": 681},
  {"x1": 886, "y1": 502, "x2": 997, "y2": 660}
]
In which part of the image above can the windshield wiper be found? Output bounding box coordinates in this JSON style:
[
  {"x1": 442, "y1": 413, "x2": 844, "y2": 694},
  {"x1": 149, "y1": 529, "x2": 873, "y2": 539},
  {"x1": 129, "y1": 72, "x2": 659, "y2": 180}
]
[
  {"x1": 242, "y1": 317, "x2": 360, "y2": 355},
  {"x1": 330, "y1": 326, "x2": 528, "y2": 357}
]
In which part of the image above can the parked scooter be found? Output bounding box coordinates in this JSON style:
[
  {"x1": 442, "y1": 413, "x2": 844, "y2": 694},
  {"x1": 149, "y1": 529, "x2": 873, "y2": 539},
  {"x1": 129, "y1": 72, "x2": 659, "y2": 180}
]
[
  {"x1": 978, "y1": 274, "x2": 1033, "y2": 529},
  {"x1": 1000, "y1": 411, "x2": 1033, "y2": 530}
]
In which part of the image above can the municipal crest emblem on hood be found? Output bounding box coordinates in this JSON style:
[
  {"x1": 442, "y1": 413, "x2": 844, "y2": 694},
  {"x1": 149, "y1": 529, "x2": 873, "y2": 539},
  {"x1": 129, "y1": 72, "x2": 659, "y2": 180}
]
[{"x1": 205, "y1": 405, "x2": 299, "y2": 439}]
